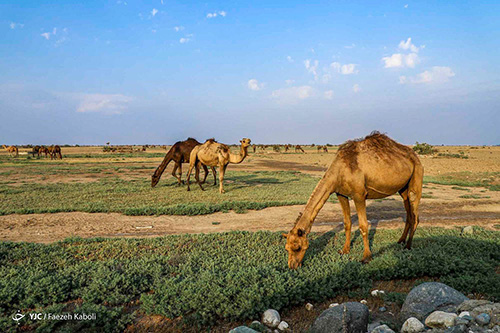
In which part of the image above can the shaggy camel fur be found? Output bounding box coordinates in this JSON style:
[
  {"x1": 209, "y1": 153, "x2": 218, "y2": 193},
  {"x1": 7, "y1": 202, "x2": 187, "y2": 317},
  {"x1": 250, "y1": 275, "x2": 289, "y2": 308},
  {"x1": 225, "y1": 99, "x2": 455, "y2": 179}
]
[
  {"x1": 186, "y1": 138, "x2": 251, "y2": 193},
  {"x1": 284, "y1": 131, "x2": 423, "y2": 269},
  {"x1": 2, "y1": 145, "x2": 18, "y2": 157},
  {"x1": 151, "y1": 138, "x2": 216, "y2": 187}
]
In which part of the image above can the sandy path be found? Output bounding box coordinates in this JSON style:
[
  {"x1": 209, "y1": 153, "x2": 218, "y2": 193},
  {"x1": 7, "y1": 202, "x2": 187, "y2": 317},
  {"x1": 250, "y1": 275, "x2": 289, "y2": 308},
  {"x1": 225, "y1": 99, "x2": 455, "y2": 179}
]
[{"x1": 1, "y1": 198, "x2": 498, "y2": 243}]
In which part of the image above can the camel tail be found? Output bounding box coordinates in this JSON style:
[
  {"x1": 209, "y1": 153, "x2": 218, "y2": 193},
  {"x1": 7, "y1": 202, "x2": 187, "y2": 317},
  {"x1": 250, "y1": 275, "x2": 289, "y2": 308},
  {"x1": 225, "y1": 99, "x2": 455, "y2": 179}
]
[{"x1": 151, "y1": 147, "x2": 175, "y2": 187}]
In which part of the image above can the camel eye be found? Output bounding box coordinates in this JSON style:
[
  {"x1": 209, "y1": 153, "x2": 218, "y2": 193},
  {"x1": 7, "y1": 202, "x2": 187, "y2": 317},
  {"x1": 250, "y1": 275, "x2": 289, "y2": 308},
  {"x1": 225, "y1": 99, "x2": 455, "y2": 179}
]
[{"x1": 294, "y1": 246, "x2": 302, "y2": 252}]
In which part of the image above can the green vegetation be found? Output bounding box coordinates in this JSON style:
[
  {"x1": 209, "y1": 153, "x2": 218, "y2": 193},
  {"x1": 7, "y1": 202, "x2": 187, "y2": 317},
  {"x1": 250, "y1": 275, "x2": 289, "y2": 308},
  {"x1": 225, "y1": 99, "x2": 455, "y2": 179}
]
[
  {"x1": 0, "y1": 170, "x2": 317, "y2": 216},
  {"x1": 412, "y1": 142, "x2": 436, "y2": 155},
  {"x1": 437, "y1": 152, "x2": 469, "y2": 159},
  {"x1": 424, "y1": 172, "x2": 499, "y2": 191},
  {"x1": 0, "y1": 228, "x2": 498, "y2": 331},
  {"x1": 451, "y1": 186, "x2": 471, "y2": 191},
  {"x1": 459, "y1": 194, "x2": 487, "y2": 199}
]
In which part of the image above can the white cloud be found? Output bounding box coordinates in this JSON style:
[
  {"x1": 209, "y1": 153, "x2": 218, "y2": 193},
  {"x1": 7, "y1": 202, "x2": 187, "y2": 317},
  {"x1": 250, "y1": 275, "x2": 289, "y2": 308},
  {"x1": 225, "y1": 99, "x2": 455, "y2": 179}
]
[
  {"x1": 271, "y1": 86, "x2": 314, "y2": 104},
  {"x1": 304, "y1": 59, "x2": 319, "y2": 79},
  {"x1": 219, "y1": 11, "x2": 227, "y2": 17},
  {"x1": 207, "y1": 11, "x2": 225, "y2": 18},
  {"x1": 10, "y1": 22, "x2": 24, "y2": 29},
  {"x1": 76, "y1": 94, "x2": 133, "y2": 114},
  {"x1": 382, "y1": 53, "x2": 419, "y2": 68},
  {"x1": 344, "y1": 43, "x2": 356, "y2": 49},
  {"x1": 400, "y1": 66, "x2": 455, "y2": 84},
  {"x1": 285, "y1": 79, "x2": 295, "y2": 85},
  {"x1": 330, "y1": 62, "x2": 358, "y2": 75},
  {"x1": 52, "y1": 27, "x2": 57, "y2": 35},
  {"x1": 161, "y1": 0, "x2": 164, "y2": 4},
  {"x1": 207, "y1": 13, "x2": 216, "y2": 18},
  {"x1": 398, "y1": 38, "x2": 419, "y2": 53},
  {"x1": 404, "y1": 4, "x2": 409, "y2": 8},
  {"x1": 287, "y1": 55, "x2": 293, "y2": 63},
  {"x1": 324, "y1": 90, "x2": 334, "y2": 100},
  {"x1": 179, "y1": 37, "x2": 190, "y2": 44},
  {"x1": 247, "y1": 79, "x2": 264, "y2": 91},
  {"x1": 353, "y1": 84, "x2": 361, "y2": 93},
  {"x1": 151, "y1": 8, "x2": 158, "y2": 16},
  {"x1": 174, "y1": 26, "x2": 184, "y2": 32},
  {"x1": 41, "y1": 32, "x2": 51, "y2": 40}
]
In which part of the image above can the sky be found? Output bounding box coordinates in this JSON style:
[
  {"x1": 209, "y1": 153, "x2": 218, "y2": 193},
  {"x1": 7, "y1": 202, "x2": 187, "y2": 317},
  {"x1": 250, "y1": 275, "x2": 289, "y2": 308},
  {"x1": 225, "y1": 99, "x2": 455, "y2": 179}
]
[{"x1": 1, "y1": 0, "x2": 499, "y2": 145}]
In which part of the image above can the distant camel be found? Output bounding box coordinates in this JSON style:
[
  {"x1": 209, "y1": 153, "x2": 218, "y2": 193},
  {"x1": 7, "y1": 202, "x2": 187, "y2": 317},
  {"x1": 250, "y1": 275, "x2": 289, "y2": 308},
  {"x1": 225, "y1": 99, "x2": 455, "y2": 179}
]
[
  {"x1": 2, "y1": 145, "x2": 18, "y2": 157},
  {"x1": 187, "y1": 138, "x2": 251, "y2": 193},
  {"x1": 152, "y1": 138, "x2": 216, "y2": 187},
  {"x1": 29, "y1": 145, "x2": 41, "y2": 157},
  {"x1": 38, "y1": 146, "x2": 49, "y2": 158},
  {"x1": 48, "y1": 145, "x2": 62, "y2": 160},
  {"x1": 252, "y1": 145, "x2": 257, "y2": 153},
  {"x1": 323, "y1": 146, "x2": 328, "y2": 153},
  {"x1": 295, "y1": 145, "x2": 305, "y2": 153},
  {"x1": 284, "y1": 144, "x2": 290, "y2": 152},
  {"x1": 317, "y1": 145, "x2": 328, "y2": 153},
  {"x1": 284, "y1": 132, "x2": 423, "y2": 269}
]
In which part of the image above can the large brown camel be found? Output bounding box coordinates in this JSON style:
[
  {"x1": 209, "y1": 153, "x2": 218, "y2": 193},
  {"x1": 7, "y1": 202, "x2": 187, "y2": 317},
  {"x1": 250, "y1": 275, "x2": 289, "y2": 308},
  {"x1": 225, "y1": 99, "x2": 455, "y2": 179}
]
[
  {"x1": 151, "y1": 138, "x2": 216, "y2": 187},
  {"x1": 295, "y1": 145, "x2": 305, "y2": 153},
  {"x1": 186, "y1": 138, "x2": 251, "y2": 193},
  {"x1": 48, "y1": 145, "x2": 62, "y2": 160},
  {"x1": 2, "y1": 145, "x2": 18, "y2": 157},
  {"x1": 284, "y1": 132, "x2": 423, "y2": 269}
]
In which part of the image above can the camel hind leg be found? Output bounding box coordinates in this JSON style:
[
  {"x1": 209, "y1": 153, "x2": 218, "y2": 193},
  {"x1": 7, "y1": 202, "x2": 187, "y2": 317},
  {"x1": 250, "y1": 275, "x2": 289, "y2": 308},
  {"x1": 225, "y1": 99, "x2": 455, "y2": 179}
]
[
  {"x1": 195, "y1": 162, "x2": 205, "y2": 191},
  {"x1": 186, "y1": 159, "x2": 197, "y2": 191},
  {"x1": 337, "y1": 194, "x2": 352, "y2": 255},
  {"x1": 353, "y1": 197, "x2": 372, "y2": 263},
  {"x1": 405, "y1": 164, "x2": 424, "y2": 249},
  {"x1": 397, "y1": 187, "x2": 413, "y2": 244},
  {"x1": 171, "y1": 162, "x2": 181, "y2": 185}
]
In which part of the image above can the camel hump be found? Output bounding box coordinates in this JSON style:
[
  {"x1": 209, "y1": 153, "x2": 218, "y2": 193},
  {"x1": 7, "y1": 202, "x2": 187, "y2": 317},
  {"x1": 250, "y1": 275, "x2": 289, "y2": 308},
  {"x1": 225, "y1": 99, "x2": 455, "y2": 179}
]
[{"x1": 205, "y1": 138, "x2": 217, "y2": 144}]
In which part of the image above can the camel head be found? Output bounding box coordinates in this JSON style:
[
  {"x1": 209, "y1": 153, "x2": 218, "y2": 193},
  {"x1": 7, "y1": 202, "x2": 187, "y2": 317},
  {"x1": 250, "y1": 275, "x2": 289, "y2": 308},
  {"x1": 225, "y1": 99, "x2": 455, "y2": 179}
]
[
  {"x1": 240, "y1": 138, "x2": 251, "y2": 148},
  {"x1": 151, "y1": 174, "x2": 160, "y2": 187},
  {"x1": 283, "y1": 227, "x2": 309, "y2": 269}
]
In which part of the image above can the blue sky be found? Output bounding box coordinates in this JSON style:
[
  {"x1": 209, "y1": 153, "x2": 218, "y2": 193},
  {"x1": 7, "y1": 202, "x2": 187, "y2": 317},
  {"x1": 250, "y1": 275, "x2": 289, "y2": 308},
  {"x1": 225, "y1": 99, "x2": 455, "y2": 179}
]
[{"x1": 1, "y1": 0, "x2": 499, "y2": 145}]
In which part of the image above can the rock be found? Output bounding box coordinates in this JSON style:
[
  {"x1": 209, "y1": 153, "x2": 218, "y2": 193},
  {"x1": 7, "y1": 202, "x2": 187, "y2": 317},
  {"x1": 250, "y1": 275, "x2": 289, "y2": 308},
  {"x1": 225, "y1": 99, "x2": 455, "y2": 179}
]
[
  {"x1": 371, "y1": 290, "x2": 380, "y2": 297},
  {"x1": 454, "y1": 317, "x2": 470, "y2": 325},
  {"x1": 459, "y1": 311, "x2": 471, "y2": 318},
  {"x1": 476, "y1": 313, "x2": 491, "y2": 326},
  {"x1": 249, "y1": 321, "x2": 268, "y2": 332},
  {"x1": 379, "y1": 307, "x2": 387, "y2": 312},
  {"x1": 444, "y1": 324, "x2": 467, "y2": 333},
  {"x1": 360, "y1": 300, "x2": 368, "y2": 305},
  {"x1": 458, "y1": 300, "x2": 492, "y2": 312},
  {"x1": 306, "y1": 303, "x2": 314, "y2": 311},
  {"x1": 372, "y1": 324, "x2": 396, "y2": 333},
  {"x1": 310, "y1": 302, "x2": 369, "y2": 333},
  {"x1": 425, "y1": 311, "x2": 458, "y2": 329},
  {"x1": 400, "y1": 282, "x2": 468, "y2": 321},
  {"x1": 329, "y1": 303, "x2": 339, "y2": 308},
  {"x1": 462, "y1": 226, "x2": 474, "y2": 235},
  {"x1": 277, "y1": 321, "x2": 289, "y2": 331},
  {"x1": 229, "y1": 326, "x2": 259, "y2": 333},
  {"x1": 262, "y1": 309, "x2": 280, "y2": 328},
  {"x1": 401, "y1": 317, "x2": 425, "y2": 333}
]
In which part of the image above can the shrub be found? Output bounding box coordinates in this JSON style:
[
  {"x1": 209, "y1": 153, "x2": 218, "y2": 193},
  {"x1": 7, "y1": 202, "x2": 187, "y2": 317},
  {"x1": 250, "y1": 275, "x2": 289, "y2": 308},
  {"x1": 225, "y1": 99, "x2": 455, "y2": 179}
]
[{"x1": 412, "y1": 142, "x2": 436, "y2": 155}]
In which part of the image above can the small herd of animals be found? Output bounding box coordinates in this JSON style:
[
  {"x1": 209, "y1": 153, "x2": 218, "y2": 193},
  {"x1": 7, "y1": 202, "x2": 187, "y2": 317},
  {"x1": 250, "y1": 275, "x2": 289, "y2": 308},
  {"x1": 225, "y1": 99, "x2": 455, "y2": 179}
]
[
  {"x1": 3, "y1": 131, "x2": 423, "y2": 267},
  {"x1": 2, "y1": 145, "x2": 62, "y2": 159},
  {"x1": 151, "y1": 132, "x2": 423, "y2": 267}
]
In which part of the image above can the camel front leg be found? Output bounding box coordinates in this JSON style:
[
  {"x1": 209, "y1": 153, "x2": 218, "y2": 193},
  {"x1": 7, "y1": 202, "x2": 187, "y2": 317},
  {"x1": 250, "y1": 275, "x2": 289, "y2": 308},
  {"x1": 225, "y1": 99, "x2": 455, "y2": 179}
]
[
  {"x1": 201, "y1": 164, "x2": 209, "y2": 184},
  {"x1": 218, "y1": 164, "x2": 227, "y2": 193},
  {"x1": 337, "y1": 194, "x2": 352, "y2": 255},
  {"x1": 186, "y1": 161, "x2": 196, "y2": 191},
  {"x1": 171, "y1": 163, "x2": 181, "y2": 185},
  {"x1": 353, "y1": 198, "x2": 372, "y2": 263},
  {"x1": 178, "y1": 163, "x2": 183, "y2": 184}
]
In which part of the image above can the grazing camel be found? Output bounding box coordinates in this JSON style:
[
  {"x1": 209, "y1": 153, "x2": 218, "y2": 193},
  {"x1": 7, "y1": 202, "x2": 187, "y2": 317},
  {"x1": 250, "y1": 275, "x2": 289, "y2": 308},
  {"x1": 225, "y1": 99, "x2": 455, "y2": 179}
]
[
  {"x1": 151, "y1": 138, "x2": 216, "y2": 187},
  {"x1": 186, "y1": 138, "x2": 251, "y2": 193},
  {"x1": 2, "y1": 145, "x2": 18, "y2": 157},
  {"x1": 323, "y1": 146, "x2": 328, "y2": 153},
  {"x1": 252, "y1": 145, "x2": 257, "y2": 153},
  {"x1": 38, "y1": 146, "x2": 49, "y2": 158},
  {"x1": 48, "y1": 145, "x2": 62, "y2": 160},
  {"x1": 284, "y1": 131, "x2": 423, "y2": 269},
  {"x1": 295, "y1": 145, "x2": 305, "y2": 153}
]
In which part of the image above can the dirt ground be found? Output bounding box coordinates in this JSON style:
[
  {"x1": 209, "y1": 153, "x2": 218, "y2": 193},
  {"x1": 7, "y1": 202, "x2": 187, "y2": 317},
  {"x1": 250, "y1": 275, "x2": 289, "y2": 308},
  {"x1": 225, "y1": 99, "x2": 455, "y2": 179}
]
[{"x1": 0, "y1": 145, "x2": 499, "y2": 243}]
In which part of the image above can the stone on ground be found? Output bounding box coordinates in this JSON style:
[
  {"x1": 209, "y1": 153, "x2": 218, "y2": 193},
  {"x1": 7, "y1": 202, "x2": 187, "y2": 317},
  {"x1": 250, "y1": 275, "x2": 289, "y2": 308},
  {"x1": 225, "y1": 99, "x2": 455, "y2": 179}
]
[
  {"x1": 401, "y1": 317, "x2": 425, "y2": 333},
  {"x1": 424, "y1": 311, "x2": 458, "y2": 329},
  {"x1": 262, "y1": 309, "x2": 281, "y2": 328},
  {"x1": 371, "y1": 324, "x2": 395, "y2": 333},
  {"x1": 310, "y1": 302, "x2": 369, "y2": 333}
]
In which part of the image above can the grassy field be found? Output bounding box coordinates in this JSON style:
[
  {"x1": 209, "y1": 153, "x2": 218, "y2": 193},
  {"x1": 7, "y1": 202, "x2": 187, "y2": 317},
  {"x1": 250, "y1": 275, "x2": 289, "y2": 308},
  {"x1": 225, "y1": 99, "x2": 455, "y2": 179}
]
[{"x1": 0, "y1": 227, "x2": 498, "y2": 331}]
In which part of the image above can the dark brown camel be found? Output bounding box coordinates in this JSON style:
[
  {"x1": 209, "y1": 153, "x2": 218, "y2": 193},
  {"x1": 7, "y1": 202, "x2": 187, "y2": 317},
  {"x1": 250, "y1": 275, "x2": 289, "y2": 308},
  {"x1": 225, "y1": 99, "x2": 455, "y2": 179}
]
[
  {"x1": 151, "y1": 138, "x2": 216, "y2": 187},
  {"x1": 295, "y1": 145, "x2": 305, "y2": 153}
]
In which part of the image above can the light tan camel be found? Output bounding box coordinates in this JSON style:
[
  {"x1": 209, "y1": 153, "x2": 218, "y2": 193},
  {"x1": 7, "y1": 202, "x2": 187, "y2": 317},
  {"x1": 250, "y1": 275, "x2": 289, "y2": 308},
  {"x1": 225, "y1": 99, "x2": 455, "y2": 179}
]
[
  {"x1": 186, "y1": 138, "x2": 251, "y2": 193},
  {"x1": 2, "y1": 145, "x2": 18, "y2": 157},
  {"x1": 284, "y1": 131, "x2": 423, "y2": 269}
]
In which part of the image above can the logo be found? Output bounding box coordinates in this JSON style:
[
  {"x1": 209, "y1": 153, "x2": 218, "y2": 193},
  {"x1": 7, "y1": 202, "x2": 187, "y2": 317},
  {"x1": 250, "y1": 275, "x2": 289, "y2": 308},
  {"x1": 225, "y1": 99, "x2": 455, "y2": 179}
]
[{"x1": 12, "y1": 311, "x2": 25, "y2": 324}]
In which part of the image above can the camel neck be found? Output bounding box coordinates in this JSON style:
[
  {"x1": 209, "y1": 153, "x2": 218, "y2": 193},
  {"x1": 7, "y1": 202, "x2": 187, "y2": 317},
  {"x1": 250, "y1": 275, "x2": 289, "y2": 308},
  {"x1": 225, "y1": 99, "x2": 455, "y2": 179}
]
[
  {"x1": 229, "y1": 146, "x2": 248, "y2": 164},
  {"x1": 295, "y1": 166, "x2": 338, "y2": 234}
]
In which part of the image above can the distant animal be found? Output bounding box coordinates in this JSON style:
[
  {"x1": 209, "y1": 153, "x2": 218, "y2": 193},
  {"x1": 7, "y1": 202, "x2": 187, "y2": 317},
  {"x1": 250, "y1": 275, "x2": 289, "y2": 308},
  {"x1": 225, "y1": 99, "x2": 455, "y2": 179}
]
[
  {"x1": 48, "y1": 145, "x2": 62, "y2": 160},
  {"x1": 317, "y1": 145, "x2": 328, "y2": 153},
  {"x1": 284, "y1": 144, "x2": 290, "y2": 152},
  {"x1": 38, "y1": 146, "x2": 49, "y2": 158},
  {"x1": 284, "y1": 131, "x2": 423, "y2": 269},
  {"x1": 253, "y1": 145, "x2": 257, "y2": 153},
  {"x1": 152, "y1": 138, "x2": 216, "y2": 187},
  {"x1": 2, "y1": 145, "x2": 18, "y2": 157},
  {"x1": 295, "y1": 145, "x2": 305, "y2": 153},
  {"x1": 187, "y1": 138, "x2": 251, "y2": 193}
]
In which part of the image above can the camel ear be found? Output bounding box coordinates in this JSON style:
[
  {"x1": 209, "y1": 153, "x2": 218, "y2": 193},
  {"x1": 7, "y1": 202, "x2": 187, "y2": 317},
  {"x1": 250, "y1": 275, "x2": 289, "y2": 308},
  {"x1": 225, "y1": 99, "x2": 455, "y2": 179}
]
[{"x1": 282, "y1": 233, "x2": 288, "y2": 238}]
